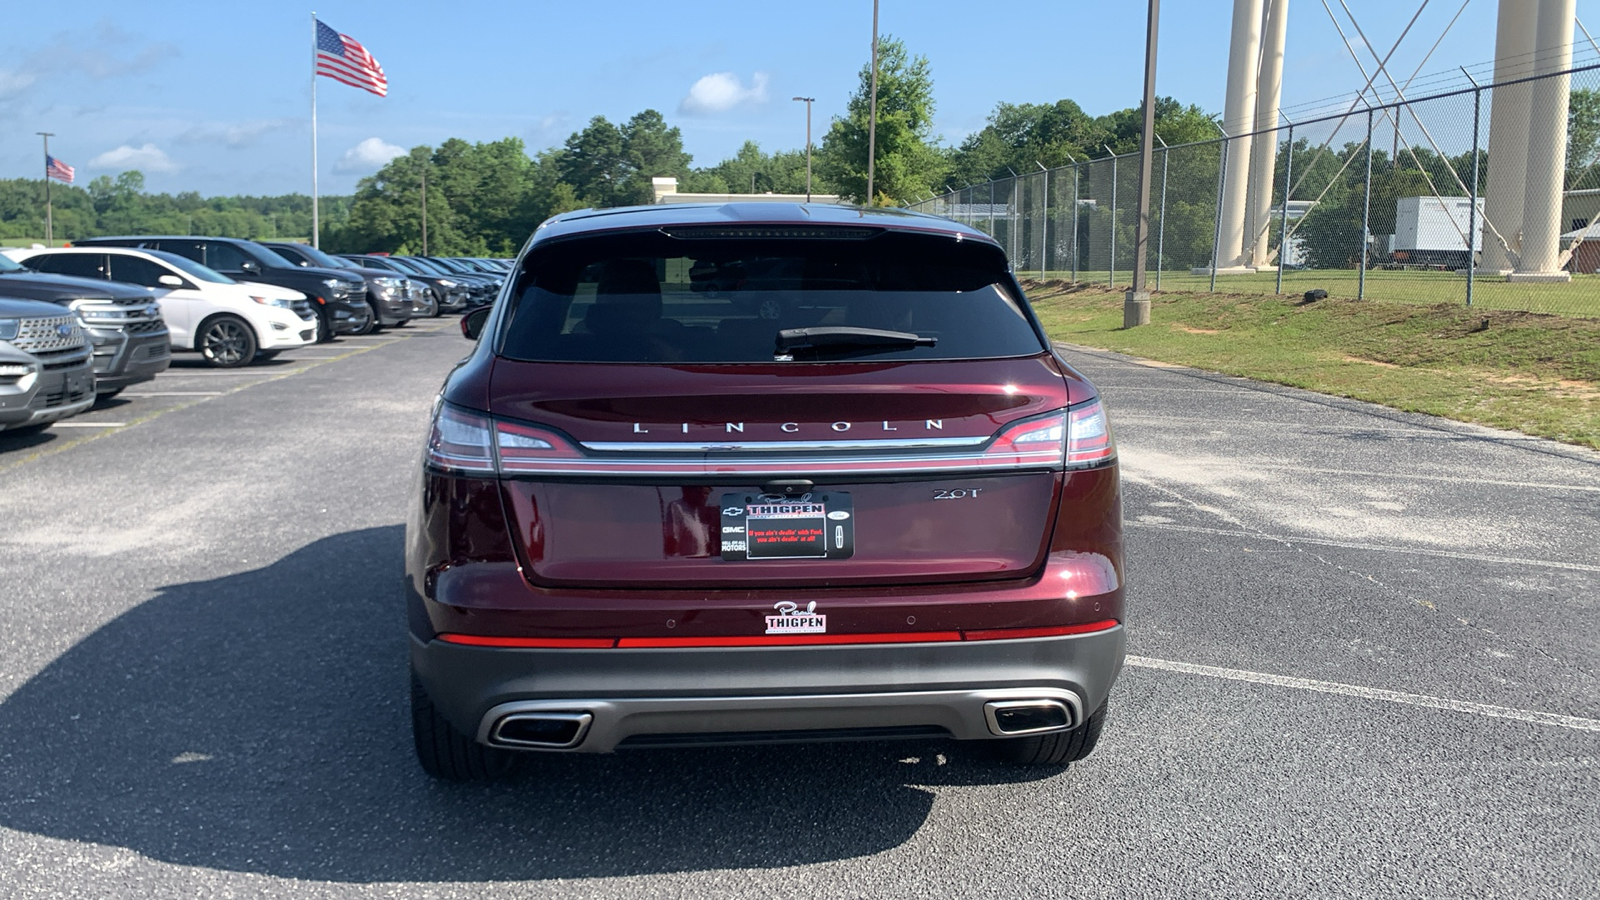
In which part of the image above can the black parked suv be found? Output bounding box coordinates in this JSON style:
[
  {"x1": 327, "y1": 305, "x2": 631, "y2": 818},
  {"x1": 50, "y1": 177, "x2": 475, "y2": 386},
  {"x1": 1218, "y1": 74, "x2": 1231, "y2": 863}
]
[
  {"x1": 339, "y1": 255, "x2": 473, "y2": 314},
  {"x1": 71, "y1": 236, "x2": 370, "y2": 342},
  {"x1": 0, "y1": 253, "x2": 169, "y2": 398},
  {"x1": 259, "y1": 241, "x2": 412, "y2": 330},
  {"x1": 402, "y1": 257, "x2": 500, "y2": 306}
]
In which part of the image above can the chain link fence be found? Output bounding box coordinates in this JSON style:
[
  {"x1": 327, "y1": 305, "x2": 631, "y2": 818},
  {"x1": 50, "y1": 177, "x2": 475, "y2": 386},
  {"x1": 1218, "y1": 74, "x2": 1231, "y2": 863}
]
[{"x1": 908, "y1": 63, "x2": 1600, "y2": 318}]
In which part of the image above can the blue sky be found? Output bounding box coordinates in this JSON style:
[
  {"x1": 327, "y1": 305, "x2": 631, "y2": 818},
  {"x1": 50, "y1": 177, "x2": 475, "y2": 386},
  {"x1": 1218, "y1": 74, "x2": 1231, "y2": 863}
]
[{"x1": 0, "y1": 1, "x2": 1587, "y2": 197}]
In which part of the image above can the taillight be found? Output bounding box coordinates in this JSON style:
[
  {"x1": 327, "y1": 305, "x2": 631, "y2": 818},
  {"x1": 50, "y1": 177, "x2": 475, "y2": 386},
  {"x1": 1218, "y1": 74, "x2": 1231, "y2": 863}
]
[
  {"x1": 426, "y1": 403, "x2": 494, "y2": 473},
  {"x1": 1065, "y1": 398, "x2": 1115, "y2": 468},
  {"x1": 494, "y1": 420, "x2": 582, "y2": 472},
  {"x1": 985, "y1": 410, "x2": 1068, "y2": 469}
]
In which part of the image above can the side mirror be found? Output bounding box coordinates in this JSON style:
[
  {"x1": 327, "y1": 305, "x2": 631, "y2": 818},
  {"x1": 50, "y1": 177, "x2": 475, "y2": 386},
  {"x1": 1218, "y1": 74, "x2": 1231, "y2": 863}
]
[
  {"x1": 157, "y1": 274, "x2": 183, "y2": 287},
  {"x1": 239, "y1": 260, "x2": 261, "y2": 274},
  {"x1": 461, "y1": 306, "x2": 491, "y2": 341}
]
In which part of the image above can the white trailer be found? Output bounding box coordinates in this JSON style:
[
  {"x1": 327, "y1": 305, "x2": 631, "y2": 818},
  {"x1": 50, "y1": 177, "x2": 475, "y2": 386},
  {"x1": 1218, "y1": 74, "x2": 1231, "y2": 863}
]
[{"x1": 1392, "y1": 196, "x2": 1483, "y2": 263}]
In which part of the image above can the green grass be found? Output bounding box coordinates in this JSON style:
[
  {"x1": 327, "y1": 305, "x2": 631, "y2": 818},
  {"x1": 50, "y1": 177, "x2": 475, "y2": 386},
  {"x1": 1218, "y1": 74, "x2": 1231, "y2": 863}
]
[
  {"x1": 1025, "y1": 267, "x2": 1600, "y2": 318},
  {"x1": 1025, "y1": 280, "x2": 1600, "y2": 450}
]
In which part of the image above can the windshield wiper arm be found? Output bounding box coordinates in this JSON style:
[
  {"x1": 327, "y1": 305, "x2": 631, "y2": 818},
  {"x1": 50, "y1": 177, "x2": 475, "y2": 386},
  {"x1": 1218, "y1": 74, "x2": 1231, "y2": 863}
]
[{"x1": 775, "y1": 326, "x2": 937, "y2": 356}]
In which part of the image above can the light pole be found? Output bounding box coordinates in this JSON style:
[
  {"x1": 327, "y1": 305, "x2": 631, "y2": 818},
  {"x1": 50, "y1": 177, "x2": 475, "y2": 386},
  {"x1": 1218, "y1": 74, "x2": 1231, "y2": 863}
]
[
  {"x1": 793, "y1": 96, "x2": 815, "y2": 202},
  {"x1": 36, "y1": 132, "x2": 54, "y2": 245}
]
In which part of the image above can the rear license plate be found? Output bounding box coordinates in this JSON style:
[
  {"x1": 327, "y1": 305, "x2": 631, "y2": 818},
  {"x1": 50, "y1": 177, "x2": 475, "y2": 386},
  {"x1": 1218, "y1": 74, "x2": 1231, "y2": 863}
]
[{"x1": 720, "y1": 492, "x2": 854, "y2": 561}]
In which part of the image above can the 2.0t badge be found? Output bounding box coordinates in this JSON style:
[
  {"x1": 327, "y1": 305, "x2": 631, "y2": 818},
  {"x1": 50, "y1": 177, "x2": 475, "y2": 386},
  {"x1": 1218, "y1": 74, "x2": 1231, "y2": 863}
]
[{"x1": 766, "y1": 601, "x2": 827, "y2": 635}]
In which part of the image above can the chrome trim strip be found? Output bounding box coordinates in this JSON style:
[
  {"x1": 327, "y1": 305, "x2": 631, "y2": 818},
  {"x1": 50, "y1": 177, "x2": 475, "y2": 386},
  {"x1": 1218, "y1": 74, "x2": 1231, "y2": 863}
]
[
  {"x1": 582, "y1": 436, "x2": 988, "y2": 453},
  {"x1": 497, "y1": 448, "x2": 1063, "y2": 476}
]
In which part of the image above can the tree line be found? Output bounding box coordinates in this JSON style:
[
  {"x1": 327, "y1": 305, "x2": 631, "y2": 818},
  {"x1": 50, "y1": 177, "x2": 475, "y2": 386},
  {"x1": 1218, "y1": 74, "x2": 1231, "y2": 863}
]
[{"x1": 0, "y1": 171, "x2": 345, "y2": 245}]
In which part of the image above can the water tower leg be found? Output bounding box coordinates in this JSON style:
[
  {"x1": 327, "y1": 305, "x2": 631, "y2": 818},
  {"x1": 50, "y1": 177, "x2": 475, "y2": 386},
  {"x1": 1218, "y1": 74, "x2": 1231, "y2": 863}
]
[
  {"x1": 1248, "y1": 0, "x2": 1288, "y2": 269},
  {"x1": 1214, "y1": 0, "x2": 1264, "y2": 275},
  {"x1": 1508, "y1": 0, "x2": 1576, "y2": 282},
  {"x1": 1480, "y1": 0, "x2": 1538, "y2": 275}
]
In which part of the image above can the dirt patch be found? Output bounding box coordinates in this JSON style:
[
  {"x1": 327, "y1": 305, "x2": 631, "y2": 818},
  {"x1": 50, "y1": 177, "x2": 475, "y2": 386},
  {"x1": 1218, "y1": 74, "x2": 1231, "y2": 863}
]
[
  {"x1": 1342, "y1": 356, "x2": 1402, "y2": 369},
  {"x1": 1175, "y1": 325, "x2": 1222, "y2": 335},
  {"x1": 1483, "y1": 373, "x2": 1600, "y2": 401}
]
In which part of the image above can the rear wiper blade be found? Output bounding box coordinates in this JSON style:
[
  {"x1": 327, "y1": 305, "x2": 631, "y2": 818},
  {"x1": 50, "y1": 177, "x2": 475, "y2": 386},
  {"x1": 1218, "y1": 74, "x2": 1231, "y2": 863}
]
[{"x1": 775, "y1": 326, "x2": 937, "y2": 356}]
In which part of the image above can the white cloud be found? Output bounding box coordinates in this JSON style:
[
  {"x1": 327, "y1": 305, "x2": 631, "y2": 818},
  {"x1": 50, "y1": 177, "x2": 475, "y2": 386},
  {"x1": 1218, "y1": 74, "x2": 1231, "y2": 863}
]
[
  {"x1": 334, "y1": 137, "x2": 406, "y2": 174},
  {"x1": 89, "y1": 143, "x2": 178, "y2": 173},
  {"x1": 678, "y1": 72, "x2": 769, "y2": 116},
  {"x1": 0, "y1": 70, "x2": 37, "y2": 99},
  {"x1": 177, "y1": 119, "x2": 295, "y2": 149}
]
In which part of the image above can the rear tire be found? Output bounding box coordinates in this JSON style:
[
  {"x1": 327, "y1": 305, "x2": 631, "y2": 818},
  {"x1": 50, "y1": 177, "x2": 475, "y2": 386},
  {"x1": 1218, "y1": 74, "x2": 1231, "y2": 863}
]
[
  {"x1": 991, "y1": 700, "x2": 1108, "y2": 767},
  {"x1": 411, "y1": 671, "x2": 514, "y2": 782}
]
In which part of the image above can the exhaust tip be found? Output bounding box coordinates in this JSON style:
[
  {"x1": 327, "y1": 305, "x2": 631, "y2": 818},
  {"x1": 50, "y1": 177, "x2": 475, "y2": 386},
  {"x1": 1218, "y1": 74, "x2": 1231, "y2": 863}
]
[
  {"x1": 490, "y1": 711, "x2": 593, "y2": 749},
  {"x1": 984, "y1": 699, "x2": 1072, "y2": 736}
]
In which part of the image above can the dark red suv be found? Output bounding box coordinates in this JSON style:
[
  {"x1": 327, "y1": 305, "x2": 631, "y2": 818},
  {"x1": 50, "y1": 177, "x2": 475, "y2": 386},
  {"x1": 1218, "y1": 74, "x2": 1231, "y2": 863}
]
[{"x1": 406, "y1": 203, "x2": 1124, "y2": 780}]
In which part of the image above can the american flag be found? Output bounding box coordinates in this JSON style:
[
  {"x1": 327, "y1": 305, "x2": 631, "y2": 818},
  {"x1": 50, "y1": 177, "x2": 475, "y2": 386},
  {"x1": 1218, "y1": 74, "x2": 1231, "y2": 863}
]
[
  {"x1": 45, "y1": 155, "x2": 74, "y2": 184},
  {"x1": 315, "y1": 19, "x2": 387, "y2": 97}
]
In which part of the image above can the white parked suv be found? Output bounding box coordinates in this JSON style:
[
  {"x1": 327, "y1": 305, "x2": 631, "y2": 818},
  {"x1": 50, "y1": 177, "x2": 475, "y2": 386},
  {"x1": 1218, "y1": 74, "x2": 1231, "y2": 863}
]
[{"x1": 18, "y1": 247, "x2": 318, "y2": 368}]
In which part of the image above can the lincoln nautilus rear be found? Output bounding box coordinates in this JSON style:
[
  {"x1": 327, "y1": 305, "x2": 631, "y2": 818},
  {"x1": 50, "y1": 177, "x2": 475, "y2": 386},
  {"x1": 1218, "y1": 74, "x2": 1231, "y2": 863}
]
[{"x1": 405, "y1": 202, "x2": 1124, "y2": 780}]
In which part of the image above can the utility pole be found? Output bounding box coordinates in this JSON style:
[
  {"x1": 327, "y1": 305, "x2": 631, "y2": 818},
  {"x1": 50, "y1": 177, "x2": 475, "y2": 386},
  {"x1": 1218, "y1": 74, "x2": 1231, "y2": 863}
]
[
  {"x1": 37, "y1": 132, "x2": 54, "y2": 245},
  {"x1": 793, "y1": 96, "x2": 815, "y2": 202},
  {"x1": 866, "y1": 0, "x2": 880, "y2": 205},
  {"x1": 420, "y1": 169, "x2": 428, "y2": 256},
  {"x1": 1125, "y1": 0, "x2": 1159, "y2": 328},
  {"x1": 311, "y1": 12, "x2": 320, "y2": 249}
]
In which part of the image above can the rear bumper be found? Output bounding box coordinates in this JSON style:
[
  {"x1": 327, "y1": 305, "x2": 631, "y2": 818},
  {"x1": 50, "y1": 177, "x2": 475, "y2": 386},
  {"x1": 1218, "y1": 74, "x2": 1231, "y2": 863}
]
[{"x1": 411, "y1": 625, "x2": 1125, "y2": 753}]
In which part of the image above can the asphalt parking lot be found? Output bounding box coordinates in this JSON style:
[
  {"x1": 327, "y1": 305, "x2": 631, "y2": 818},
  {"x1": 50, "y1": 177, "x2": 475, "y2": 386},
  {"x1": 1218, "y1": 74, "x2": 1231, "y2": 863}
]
[{"x1": 0, "y1": 323, "x2": 1595, "y2": 899}]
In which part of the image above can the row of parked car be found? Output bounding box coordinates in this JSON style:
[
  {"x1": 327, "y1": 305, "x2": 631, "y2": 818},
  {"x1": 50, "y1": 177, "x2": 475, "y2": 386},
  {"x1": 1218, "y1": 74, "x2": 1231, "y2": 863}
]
[{"x1": 0, "y1": 234, "x2": 508, "y2": 435}]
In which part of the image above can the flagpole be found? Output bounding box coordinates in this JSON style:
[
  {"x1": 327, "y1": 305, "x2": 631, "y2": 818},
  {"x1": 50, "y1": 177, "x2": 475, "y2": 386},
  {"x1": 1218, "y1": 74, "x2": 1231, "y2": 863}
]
[
  {"x1": 311, "y1": 11, "x2": 320, "y2": 249},
  {"x1": 37, "y1": 132, "x2": 54, "y2": 245}
]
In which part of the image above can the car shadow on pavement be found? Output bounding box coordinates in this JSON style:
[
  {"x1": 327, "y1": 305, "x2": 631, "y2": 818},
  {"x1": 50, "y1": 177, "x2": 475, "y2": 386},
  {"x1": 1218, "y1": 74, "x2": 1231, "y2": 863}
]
[
  {"x1": 0, "y1": 525, "x2": 1058, "y2": 884},
  {"x1": 0, "y1": 429, "x2": 61, "y2": 453}
]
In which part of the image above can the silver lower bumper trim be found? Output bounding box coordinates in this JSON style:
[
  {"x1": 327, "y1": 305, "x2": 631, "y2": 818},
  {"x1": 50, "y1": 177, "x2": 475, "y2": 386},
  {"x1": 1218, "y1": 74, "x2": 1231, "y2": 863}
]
[{"x1": 477, "y1": 687, "x2": 1083, "y2": 753}]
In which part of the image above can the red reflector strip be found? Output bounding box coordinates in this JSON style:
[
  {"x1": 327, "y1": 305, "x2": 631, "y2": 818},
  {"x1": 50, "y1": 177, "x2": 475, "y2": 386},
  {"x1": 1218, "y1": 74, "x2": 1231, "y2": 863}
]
[
  {"x1": 436, "y1": 621, "x2": 1119, "y2": 650},
  {"x1": 616, "y1": 632, "x2": 963, "y2": 648},
  {"x1": 961, "y1": 619, "x2": 1120, "y2": 642},
  {"x1": 436, "y1": 634, "x2": 616, "y2": 649}
]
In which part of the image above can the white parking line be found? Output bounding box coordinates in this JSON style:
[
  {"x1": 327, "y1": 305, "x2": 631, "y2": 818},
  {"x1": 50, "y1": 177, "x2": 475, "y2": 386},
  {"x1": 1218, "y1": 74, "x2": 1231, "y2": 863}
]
[
  {"x1": 1137, "y1": 462, "x2": 1600, "y2": 494},
  {"x1": 120, "y1": 391, "x2": 225, "y2": 397},
  {"x1": 1098, "y1": 386, "x2": 1267, "y2": 394},
  {"x1": 1126, "y1": 655, "x2": 1600, "y2": 733},
  {"x1": 1126, "y1": 521, "x2": 1600, "y2": 573},
  {"x1": 155, "y1": 370, "x2": 291, "y2": 376},
  {"x1": 1115, "y1": 414, "x2": 1464, "y2": 435},
  {"x1": 51, "y1": 421, "x2": 126, "y2": 428}
]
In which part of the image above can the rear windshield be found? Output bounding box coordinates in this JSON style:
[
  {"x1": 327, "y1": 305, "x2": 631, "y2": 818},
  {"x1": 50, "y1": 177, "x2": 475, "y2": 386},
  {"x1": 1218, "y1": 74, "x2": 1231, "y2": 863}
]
[{"x1": 499, "y1": 230, "x2": 1044, "y2": 363}]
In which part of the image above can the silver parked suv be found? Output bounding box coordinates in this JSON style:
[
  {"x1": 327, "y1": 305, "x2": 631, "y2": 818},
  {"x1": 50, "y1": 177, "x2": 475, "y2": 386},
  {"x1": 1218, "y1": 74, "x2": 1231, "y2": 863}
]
[{"x1": 0, "y1": 298, "x2": 96, "y2": 434}]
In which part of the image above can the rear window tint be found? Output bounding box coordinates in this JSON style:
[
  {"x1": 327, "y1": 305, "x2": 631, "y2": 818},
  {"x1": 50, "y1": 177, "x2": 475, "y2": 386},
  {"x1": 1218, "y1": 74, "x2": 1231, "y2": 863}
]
[{"x1": 499, "y1": 231, "x2": 1044, "y2": 364}]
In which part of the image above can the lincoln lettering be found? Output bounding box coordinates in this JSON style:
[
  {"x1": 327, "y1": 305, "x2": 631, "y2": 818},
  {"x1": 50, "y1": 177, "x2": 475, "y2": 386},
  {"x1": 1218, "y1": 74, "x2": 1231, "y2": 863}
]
[{"x1": 630, "y1": 420, "x2": 943, "y2": 435}]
